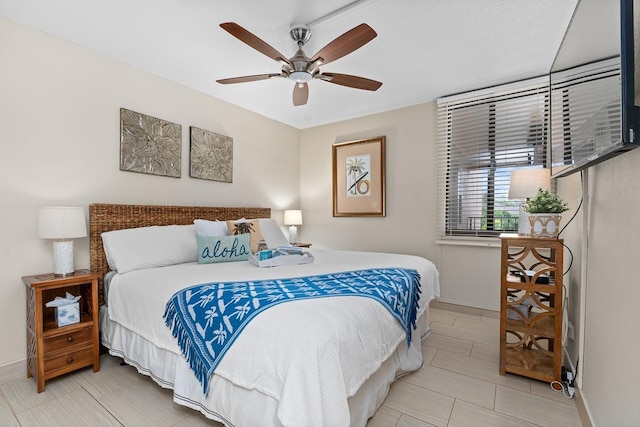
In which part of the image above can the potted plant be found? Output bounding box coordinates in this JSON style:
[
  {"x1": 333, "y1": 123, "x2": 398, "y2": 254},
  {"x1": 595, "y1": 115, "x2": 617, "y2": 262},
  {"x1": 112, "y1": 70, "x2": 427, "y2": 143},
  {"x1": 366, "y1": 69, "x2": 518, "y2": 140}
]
[{"x1": 524, "y1": 188, "x2": 569, "y2": 238}]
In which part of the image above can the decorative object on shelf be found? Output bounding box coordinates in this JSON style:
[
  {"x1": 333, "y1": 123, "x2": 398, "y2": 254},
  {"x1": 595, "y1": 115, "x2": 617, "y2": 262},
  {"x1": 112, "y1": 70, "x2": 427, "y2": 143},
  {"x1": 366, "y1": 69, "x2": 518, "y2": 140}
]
[
  {"x1": 508, "y1": 169, "x2": 550, "y2": 236},
  {"x1": 284, "y1": 209, "x2": 302, "y2": 244},
  {"x1": 189, "y1": 126, "x2": 233, "y2": 183},
  {"x1": 37, "y1": 207, "x2": 87, "y2": 276},
  {"x1": 524, "y1": 188, "x2": 569, "y2": 238},
  {"x1": 46, "y1": 292, "x2": 81, "y2": 326},
  {"x1": 119, "y1": 108, "x2": 181, "y2": 178},
  {"x1": 332, "y1": 136, "x2": 386, "y2": 217}
]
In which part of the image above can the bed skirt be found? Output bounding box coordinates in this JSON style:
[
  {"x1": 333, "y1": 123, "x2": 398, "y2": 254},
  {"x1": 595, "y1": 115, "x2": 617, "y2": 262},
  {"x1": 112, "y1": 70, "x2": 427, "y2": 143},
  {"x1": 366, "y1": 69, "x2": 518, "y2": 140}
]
[{"x1": 100, "y1": 300, "x2": 433, "y2": 427}]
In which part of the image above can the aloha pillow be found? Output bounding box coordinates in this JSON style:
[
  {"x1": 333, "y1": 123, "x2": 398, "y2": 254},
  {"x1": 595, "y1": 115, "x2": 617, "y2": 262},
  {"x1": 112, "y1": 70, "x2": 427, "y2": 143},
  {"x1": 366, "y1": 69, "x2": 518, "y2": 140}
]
[
  {"x1": 226, "y1": 219, "x2": 265, "y2": 253},
  {"x1": 193, "y1": 219, "x2": 230, "y2": 236},
  {"x1": 196, "y1": 233, "x2": 251, "y2": 264}
]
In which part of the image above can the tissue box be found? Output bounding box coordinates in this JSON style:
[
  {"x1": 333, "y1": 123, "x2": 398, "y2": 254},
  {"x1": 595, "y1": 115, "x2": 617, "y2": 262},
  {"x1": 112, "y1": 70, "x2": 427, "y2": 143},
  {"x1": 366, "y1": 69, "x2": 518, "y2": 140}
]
[{"x1": 55, "y1": 302, "x2": 80, "y2": 327}]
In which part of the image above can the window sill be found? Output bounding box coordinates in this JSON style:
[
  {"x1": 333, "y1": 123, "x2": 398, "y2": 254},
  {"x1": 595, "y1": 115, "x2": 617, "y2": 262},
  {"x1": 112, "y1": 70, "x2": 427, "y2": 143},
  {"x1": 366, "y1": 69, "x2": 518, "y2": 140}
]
[{"x1": 436, "y1": 238, "x2": 501, "y2": 248}]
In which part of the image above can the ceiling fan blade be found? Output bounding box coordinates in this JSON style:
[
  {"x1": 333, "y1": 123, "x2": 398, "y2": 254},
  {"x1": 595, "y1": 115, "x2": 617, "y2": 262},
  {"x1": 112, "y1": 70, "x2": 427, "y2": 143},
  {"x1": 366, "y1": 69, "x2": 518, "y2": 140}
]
[
  {"x1": 320, "y1": 73, "x2": 382, "y2": 91},
  {"x1": 220, "y1": 22, "x2": 291, "y2": 66},
  {"x1": 216, "y1": 73, "x2": 282, "y2": 84},
  {"x1": 309, "y1": 23, "x2": 376, "y2": 66},
  {"x1": 293, "y1": 83, "x2": 309, "y2": 106}
]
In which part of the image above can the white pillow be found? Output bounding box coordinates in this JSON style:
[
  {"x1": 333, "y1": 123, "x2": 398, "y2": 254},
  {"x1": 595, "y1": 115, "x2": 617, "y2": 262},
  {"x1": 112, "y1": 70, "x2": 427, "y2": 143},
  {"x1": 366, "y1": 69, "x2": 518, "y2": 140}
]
[
  {"x1": 102, "y1": 224, "x2": 197, "y2": 273},
  {"x1": 258, "y1": 218, "x2": 290, "y2": 248},
  {"x1": 194, "y1": 219, "x2": 230, "y2": 236}
]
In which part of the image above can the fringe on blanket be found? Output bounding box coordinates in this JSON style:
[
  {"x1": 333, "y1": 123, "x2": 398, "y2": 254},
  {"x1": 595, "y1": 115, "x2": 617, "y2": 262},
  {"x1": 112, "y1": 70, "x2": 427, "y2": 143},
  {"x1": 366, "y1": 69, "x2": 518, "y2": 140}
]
[
  {"x1": 405, "y1": 268, "x2": 422, "y2": 346},
  {"x1": 163, "y1": 302, "x2": 212, "y2": 394}
]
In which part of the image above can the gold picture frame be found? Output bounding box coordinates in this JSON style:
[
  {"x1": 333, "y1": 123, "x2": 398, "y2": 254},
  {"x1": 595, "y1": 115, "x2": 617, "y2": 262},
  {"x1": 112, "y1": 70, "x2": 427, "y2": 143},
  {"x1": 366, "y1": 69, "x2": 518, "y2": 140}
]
[{"x1": 332, "y1": 136, "x2": 386, "y2": 217}]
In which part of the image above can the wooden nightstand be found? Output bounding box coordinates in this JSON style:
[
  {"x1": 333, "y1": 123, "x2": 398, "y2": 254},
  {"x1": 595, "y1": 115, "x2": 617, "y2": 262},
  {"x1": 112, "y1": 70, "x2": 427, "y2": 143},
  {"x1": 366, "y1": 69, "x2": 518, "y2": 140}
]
[
  {"x1": 292, "y1": 243, "x2": 312, "y2": 248},
  {"x1": 23, "y1": 269, "x2": 101, "y2": 392}
]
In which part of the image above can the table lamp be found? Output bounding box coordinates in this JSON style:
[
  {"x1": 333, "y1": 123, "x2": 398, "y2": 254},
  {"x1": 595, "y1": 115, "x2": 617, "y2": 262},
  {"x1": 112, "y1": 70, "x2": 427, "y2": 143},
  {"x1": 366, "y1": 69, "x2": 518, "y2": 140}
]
[
  {"x1": 508, "y1": 169, "x2": 550, "y2": 236},
  {"x1": 37, "y1": 206, "x2": 87, "y2": 276},
  {"x1": 283, "y1": 209, "x2": 302, "y2": 244}
]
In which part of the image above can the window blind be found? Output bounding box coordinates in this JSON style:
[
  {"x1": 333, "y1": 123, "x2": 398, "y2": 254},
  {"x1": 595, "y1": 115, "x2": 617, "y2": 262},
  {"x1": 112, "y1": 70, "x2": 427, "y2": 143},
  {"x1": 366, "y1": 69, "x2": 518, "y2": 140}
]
[
  {"x1": 437, "y1": 76, "x2": 550, "y2": 238},
  {"x1": 550, "y1": 57, "x2": 622, "y2": 177}
]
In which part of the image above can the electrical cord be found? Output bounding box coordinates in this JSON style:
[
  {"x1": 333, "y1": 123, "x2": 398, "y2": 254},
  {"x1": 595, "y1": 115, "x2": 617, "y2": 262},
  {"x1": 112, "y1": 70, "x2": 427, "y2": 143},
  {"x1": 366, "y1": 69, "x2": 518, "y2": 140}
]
[
  {"x1": 562, "y1": 242, "x2": 574, "y2": 276},
  {"x1": 551, "y1": 366, "x2": 576, "y2": 398},
  {"x1": 558, "y1": 171, "x2": 584, "y2": 237},
  {"x1": 550, "y1": 380, "x2": 575, "y2": 398},
  {"x1": 559, "y1": 171, "x2": 584, "y2": 276},
  {"x1": 552, "y1": 173, "x2": 581, "y2": 399}
]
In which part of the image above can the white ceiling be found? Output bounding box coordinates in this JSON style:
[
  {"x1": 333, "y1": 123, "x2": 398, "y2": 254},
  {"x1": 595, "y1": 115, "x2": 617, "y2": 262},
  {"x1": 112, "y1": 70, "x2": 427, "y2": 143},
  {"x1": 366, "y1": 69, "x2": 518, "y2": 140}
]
[{"x1": 0, "y1": 0, "x2": 579, "y2": 129}]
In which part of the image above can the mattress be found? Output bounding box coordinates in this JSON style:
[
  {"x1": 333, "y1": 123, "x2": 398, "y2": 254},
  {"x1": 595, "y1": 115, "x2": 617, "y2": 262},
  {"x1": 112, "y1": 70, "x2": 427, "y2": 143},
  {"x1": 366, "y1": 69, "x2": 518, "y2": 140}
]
[{"x1": 101, "y1": 248, "x2": 439, "y2": 427}]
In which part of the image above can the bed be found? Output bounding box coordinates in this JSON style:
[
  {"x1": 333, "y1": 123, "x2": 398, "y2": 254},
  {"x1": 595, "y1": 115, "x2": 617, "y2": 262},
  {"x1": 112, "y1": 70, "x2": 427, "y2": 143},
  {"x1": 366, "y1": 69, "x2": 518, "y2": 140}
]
[{"x1": 89, "y1": 203, "x2": 440, "y2": 427}]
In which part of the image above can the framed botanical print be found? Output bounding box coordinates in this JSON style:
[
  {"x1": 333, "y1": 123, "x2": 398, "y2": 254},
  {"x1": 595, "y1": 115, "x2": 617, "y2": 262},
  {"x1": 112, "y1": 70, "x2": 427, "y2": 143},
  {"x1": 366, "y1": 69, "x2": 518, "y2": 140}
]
[{"x1": 332, "y1": 136, "x2": 386, "y2": 217}]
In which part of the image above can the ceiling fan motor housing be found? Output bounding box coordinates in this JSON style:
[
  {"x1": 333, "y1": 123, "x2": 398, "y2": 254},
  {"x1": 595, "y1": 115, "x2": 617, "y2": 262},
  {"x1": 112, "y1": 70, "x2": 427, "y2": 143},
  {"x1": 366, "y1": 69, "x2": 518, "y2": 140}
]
[{"x1": 289, "y1": 25, "x2": 311, "y2": 46}]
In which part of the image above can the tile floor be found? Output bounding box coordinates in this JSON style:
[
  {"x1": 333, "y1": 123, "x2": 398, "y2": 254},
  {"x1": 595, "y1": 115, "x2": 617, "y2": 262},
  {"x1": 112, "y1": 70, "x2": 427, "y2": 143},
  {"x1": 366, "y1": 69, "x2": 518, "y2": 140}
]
[{"x1": 0, "y1": 303, "x2": 583, "y2": 426}]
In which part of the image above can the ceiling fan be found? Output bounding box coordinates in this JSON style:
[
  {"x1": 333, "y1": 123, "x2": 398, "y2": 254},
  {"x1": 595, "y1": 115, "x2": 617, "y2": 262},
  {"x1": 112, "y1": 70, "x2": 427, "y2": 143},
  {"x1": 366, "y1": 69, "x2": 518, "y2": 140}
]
[{"x1": 216, "y1": 22, "x2": 382, "y2": 106}]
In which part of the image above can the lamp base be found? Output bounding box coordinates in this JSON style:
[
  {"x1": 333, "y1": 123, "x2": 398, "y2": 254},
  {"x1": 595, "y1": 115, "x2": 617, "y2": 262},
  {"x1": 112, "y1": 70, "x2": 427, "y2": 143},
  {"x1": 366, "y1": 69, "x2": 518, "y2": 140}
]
[
  {"x1": 288, "y1": 225, "x2": 298, "y2": 245},
  {"x1": 517, "y1": 203, "x2": 531, "y2": 236},
  {"x1": 53, "y1": 240, "x2": 75, "y2": 276}
]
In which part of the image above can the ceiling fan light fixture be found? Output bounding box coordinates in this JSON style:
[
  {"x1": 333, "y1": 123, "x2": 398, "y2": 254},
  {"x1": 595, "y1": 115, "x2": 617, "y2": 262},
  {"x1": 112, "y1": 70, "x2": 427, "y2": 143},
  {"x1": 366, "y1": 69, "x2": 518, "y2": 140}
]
[{"x1": 290, "y1": 71, "x2": 312, "y2": 83}]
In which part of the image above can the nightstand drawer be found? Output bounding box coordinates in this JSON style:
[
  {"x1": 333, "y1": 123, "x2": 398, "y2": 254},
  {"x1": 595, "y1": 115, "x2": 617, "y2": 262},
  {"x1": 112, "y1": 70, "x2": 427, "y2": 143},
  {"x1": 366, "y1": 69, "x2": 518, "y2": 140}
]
[
  {"x1": 44, "y1": 346, "x2": 94, "y2": 376},
  {"x1": 44, "y1": 327, "x2": 93, "y2": 354}
]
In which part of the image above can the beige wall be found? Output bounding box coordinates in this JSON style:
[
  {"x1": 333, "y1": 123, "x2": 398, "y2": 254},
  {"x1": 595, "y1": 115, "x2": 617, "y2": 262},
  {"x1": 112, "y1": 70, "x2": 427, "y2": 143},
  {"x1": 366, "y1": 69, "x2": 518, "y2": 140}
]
[
  {"x1": 575, "y1": 149, "x2": 640, "y2": 424},
  {"x1": 0, "y1": 15, "x2": 300, "y2": 366},
  {"x1": 299, "y1": 103, "x2": 439, "y2": 259}
]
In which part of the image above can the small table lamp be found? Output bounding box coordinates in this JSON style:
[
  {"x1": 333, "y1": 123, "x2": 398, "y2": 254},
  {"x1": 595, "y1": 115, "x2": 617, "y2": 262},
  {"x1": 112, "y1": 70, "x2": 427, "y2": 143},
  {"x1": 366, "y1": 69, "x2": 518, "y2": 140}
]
[
  {"x1": 509, "y1": 169, "x2": 550, "y2": 236},
  {"x1": 37, "y1": 207, "x2": 87, "y2": 276},
  {"x1": 283, "y1": 209, "x2": 302, "y2": 244}
]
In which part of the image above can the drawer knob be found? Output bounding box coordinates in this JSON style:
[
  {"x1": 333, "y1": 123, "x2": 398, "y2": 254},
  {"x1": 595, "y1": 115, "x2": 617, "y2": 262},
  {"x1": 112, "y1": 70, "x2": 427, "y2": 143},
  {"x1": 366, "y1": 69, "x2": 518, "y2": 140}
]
[
  {"x1": 67, "y1": 336, "x2": 74, "y2": 343},
  {"x1": 67, "y1": 357, "x2": 73, "y2": 364}
]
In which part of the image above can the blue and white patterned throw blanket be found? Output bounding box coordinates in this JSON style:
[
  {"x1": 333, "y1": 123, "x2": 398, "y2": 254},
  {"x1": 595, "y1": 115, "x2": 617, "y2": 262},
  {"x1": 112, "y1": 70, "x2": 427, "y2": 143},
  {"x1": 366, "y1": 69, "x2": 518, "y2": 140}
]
[{"x1": 163, "y1": 268, "x2": 421, "y2": 394}]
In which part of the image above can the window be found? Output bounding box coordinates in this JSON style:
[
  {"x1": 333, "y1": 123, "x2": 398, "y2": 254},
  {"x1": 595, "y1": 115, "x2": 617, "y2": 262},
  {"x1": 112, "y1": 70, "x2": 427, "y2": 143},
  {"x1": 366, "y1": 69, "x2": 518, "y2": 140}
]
[
  {"x1": 437, "y1": 77, "x2": 549, "y2": 238},
  {"x1": 550, "y1": 57, "x2": 621, "y2": 177}
]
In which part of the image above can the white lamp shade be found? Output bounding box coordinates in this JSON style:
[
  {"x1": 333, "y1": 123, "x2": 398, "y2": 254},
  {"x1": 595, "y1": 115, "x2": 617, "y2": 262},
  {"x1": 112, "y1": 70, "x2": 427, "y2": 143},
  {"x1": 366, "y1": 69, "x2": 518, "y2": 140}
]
[
  {"x1": 508, "y1": 169, "x2": 551, "y2": 200},
  {"x1": 283, "y1": 210, "x2": 303, "y2": 226},
  {"x1": 37, "y1": 207, "x2": 87, "y2": 239}
]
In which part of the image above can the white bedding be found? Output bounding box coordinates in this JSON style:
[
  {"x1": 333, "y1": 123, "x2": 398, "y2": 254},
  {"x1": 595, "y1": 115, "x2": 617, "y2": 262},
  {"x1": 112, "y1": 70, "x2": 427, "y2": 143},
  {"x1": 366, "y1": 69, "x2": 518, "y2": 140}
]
[{"x1": 102, "y1": 248, "x2": 439, "y2": 427}]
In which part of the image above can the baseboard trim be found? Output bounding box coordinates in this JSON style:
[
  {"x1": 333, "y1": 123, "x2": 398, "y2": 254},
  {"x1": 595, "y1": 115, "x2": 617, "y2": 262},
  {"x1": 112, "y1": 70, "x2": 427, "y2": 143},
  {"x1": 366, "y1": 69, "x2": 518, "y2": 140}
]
[
  {"x1": 575, "y1": 388, "x2": 594, "y2": 427},
  {"x1": 431, "y1": 300, "x2": 499, "y2": 318},
  {"x1": 0, "y1": 358, "x2": 26, "y2": 384},
  {"x1": 435, "y1": 297, "x2": 499, "y2": 312}
]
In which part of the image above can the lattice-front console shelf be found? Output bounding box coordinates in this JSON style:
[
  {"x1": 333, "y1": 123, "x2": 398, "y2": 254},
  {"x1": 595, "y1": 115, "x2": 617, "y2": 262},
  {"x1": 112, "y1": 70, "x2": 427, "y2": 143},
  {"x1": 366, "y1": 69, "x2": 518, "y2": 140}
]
[{"x1": 499, "y1": 233, "x2": 563, "y2": 383}]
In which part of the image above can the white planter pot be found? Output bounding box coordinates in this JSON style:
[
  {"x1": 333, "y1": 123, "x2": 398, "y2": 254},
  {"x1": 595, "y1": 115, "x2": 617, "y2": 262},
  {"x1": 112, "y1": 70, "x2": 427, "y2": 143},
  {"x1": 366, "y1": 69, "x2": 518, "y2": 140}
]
[{"x1": 527, "y1": 214, "x2": 562, "y2": 238}]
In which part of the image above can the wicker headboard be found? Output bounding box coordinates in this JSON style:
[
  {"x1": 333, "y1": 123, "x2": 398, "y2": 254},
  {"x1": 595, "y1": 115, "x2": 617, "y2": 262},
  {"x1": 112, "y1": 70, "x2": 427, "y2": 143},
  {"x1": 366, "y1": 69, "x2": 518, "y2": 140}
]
[{"x1": 89, "y1": 203, "x2": 271, "y2": 305}]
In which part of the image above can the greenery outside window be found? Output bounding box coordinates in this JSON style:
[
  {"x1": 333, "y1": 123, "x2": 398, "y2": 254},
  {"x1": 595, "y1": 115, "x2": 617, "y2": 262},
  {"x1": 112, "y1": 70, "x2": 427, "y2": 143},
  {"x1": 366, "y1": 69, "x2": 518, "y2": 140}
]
[{"x1": 437, "y1": 77, "x2": 549, "y2": 238}]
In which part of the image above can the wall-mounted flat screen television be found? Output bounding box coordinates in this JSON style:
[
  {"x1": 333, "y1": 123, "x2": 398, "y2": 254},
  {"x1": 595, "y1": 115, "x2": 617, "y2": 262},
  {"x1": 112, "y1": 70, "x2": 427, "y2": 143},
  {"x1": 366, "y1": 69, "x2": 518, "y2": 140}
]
[{"x1": 550, "y1": 0, "x2": 640, "y2": 178}]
